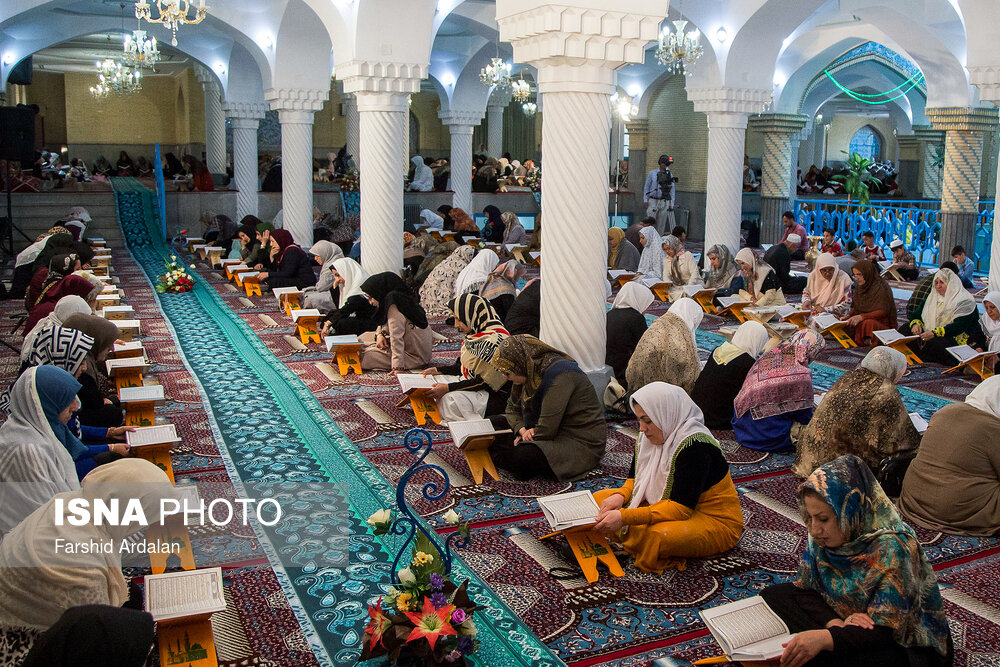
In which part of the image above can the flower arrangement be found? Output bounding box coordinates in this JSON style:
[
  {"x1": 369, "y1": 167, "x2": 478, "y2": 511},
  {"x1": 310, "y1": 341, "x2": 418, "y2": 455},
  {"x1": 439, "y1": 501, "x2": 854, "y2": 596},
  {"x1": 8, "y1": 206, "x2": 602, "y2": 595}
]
[
  {"x1": 156, "y1": 255, "x2": 195, "y2": 293},
  {"x1": 524, "y1": 169, "x2": 540, "y2": 192},
  {"x1": 341, "y1": 171, "x2": 360, "y2": 192}
]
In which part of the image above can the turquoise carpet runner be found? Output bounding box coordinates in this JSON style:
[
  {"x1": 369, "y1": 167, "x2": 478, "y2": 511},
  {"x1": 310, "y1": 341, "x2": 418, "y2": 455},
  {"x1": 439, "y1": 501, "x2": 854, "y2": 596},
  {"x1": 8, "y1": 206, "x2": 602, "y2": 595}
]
[{"x1": 109, "y1": 178, "x2": 561, "y2": 666}]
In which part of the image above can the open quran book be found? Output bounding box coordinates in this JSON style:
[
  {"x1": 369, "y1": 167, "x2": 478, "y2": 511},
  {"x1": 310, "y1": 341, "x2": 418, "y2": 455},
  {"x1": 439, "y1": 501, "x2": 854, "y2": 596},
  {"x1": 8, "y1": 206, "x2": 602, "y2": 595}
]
[
  {"x1": 447, "y1": 418, "x2": 509, "y2": 450},
  {"x1": 700, "y1": 595, "x2": 791, "y2": 661},
  {"x1": 812, "y1": 313, "x2": 843, "y2": 331},
  {"x1": 874, "y1": 328, "x2": 919, "y2": 345},
  {"x1": 144, "y1": 567, "x2": 226, "y2": 622},
  {"x1": 947, "y1": 344, "x2": 995, "y2": 365},
  {"x1": 909, "y1": 412, "x2": 929, "y2": 433},
  {"x1": 126, "y1": 424, "x2": 181, "y2": 447},
  {"x1": 537, "y1": 490, "x2": 599, "y2": 532},
  {"x1": 324, "y1": 334, "x2": 360, "y2": 351},
  {"x1": 716, "y1": 295, "x2": 750, "y2": 310}
]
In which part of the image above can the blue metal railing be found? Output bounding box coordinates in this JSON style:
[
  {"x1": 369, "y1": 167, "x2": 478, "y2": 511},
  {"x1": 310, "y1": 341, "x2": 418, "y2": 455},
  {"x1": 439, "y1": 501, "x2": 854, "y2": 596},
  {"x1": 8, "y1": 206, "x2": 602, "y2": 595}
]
[{"x1": 794, "y1": 198, "x2": 994, "y2": 272}]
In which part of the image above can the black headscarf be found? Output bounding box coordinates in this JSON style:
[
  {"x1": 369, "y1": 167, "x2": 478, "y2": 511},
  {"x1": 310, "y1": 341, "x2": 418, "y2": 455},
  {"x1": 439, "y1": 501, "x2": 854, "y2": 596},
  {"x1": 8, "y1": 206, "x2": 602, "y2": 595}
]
[
  {"x1": 360, "y1": 271, "x2": 428, "y2": 329},
  {"x1": 437, "y1": 204, "x2": 454, "y2": 230},
  {"x1": 73, "y1": 241, "x2": 95, "y2": 266},
  {"x1": 32, "y1": 233, "x2": 76, "y2": 273},
  {"x1": 164, "y1": 152, "x2": 184, "y2": 176},
  {"x1": 482, "y1": 205, "x2": 505, "y2": 243},
  {"x1": 21, "y1": 605, "x2": 155, "y2": 667}
]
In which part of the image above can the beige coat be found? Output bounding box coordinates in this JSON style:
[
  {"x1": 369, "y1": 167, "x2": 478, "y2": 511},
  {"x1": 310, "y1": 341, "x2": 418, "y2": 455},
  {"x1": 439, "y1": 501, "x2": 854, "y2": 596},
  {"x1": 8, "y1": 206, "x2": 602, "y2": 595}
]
[{"x1": 359, "y1": 305, "x2": 432, "y2": 371}]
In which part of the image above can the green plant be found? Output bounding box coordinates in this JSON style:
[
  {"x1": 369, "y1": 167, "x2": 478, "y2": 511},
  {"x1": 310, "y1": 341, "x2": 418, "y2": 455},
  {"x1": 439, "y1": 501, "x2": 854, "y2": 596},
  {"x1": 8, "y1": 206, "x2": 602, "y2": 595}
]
[{"x1": 831, "y1": 151, "x2": 881, "y2": 213}]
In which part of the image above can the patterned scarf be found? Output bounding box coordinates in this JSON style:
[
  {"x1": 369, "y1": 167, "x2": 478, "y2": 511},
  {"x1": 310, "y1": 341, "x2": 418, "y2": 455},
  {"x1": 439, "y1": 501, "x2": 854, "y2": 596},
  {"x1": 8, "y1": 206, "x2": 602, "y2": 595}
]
[
  {"x1": 797, "y1": 455, "x2": 950, "y2": 656},
  {"x1": 494, "y1": 334, "x2": 573, "y2": 407},
  {"x1": 704, "y1": 244, "x2": 739, "y2": 290},
  {"x1": 479, "y1": 260, "x2": 525, "y2": 303},
  {"x1": 734, "y1": 329, "x2": 824, "y2": 419},
  {"x1": 450, "y1": 294, "x2": 509, "y2": 391}
]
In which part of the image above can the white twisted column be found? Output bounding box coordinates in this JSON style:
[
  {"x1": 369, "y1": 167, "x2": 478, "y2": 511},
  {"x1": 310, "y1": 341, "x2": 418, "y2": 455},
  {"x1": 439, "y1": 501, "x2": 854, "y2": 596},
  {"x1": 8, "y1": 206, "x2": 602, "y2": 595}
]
[
  {"x1": 704, "y1": 112, "x2": 750, "y2": 254},
  {"x1": 344, "y1": 93, "x2": 360, "y2": 170},
  {"x1": 969, "y1": 67, "x2": 1000, "y2": 291},
  {"x1": 403, "y1": 95, "x2": 411, "y2": 174},
  {"x1": 440, "y1": 109, "x2": 484, "y2": 213},
  {"x1": 486, "y1": 88, "x2": 511, "y2": 158},
  {"x1": 357, "y1": 92, "x2": 408, "y2": 275},
  {"x1": 224, "y1": 101, "x2": 267, "y2": 221},
  {"x1": 277, "y1": 110, "x2": 316, "y2": 246},
  {"x1": 197, "y1": 72, "x2": 227, "y2": 175}
]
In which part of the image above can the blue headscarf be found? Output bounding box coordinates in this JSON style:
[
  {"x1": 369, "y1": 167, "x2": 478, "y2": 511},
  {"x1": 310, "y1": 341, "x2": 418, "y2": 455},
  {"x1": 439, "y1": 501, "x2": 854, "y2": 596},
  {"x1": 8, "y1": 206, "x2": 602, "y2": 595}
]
[{"x1": 34, "y1": 365, "x2": 86, "y2": 461}]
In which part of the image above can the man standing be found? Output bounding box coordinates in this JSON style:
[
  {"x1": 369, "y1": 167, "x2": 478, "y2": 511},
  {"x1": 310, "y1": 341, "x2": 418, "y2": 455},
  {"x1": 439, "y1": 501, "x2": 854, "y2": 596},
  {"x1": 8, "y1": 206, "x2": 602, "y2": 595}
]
[
  {"x1": 778, "y1": 211, "x2": 808, "y2": 259},
  {"x1": 643, "y1": 154, "x2": 676, "y2": 234}
]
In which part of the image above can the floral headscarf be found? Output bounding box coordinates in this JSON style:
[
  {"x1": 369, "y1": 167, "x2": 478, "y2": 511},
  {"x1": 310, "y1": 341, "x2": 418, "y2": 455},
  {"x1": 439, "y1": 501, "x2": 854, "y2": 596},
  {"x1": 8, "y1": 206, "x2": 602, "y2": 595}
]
[
  {"x1": 704, "y1": 244, "x2": 739, "y2": 290},
  {"x1": 449, "y1": 294, "x2": 509, "y2": 390},
  {"x1": 494, "y1": 334, "x2": 573, "y2": 406}
]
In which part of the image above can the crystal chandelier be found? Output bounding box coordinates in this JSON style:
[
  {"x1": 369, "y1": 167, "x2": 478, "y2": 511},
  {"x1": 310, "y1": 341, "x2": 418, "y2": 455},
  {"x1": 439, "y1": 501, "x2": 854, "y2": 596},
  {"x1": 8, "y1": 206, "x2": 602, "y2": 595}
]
[
  {"x1": 655, "y1": 19, "x2": 703, "y2": 75},
  {"x1": 90, "y1": 59, "x2": 142, "y2": 97},
  {"x1": 480, "y1": 57, "x2": 512, "y2": 89},
  {"x1": 134, "y1": 0, "x2": 207, "y2": 47},
  {"x1": 511, "y1": 78, "x2": 531, "y2": 103},
  {"x1": 610, "y1": 92, "x2": 638, "y2": 122},
  {"x1": 123, "y1": 27, "x2": 160, "y2": 70},
  {"x1": 521, "y1": 102, "x2": 537, "y2": 118}
]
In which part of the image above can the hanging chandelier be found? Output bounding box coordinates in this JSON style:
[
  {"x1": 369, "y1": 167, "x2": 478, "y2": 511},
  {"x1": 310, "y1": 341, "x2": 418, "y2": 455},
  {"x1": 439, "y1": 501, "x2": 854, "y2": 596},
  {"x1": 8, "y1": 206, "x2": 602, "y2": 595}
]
[
  {"x1": 134, "y1": 0, "x2": 207, "y2": 47},
  {"x1": 480, "y1": 57, "x2": 512, "y2": 89},
  {"x1": 123, "y1": 28, "x2": 160, "y2": 70},
  {"x1": 655, "y1": 19, "x2": 703, "y2": 75},
  {"x1": 610, "y1": 92, "x2": 638, "y2": 122},
  {"x1": 521, "y1": 102, "x2": 537, "y2": 118},
  {"x1": 511, "y1": 78, "x2": 531, "y2": 103},
  {"x1": 90, "y1": 59, "x2": 142, "y2": 97}
]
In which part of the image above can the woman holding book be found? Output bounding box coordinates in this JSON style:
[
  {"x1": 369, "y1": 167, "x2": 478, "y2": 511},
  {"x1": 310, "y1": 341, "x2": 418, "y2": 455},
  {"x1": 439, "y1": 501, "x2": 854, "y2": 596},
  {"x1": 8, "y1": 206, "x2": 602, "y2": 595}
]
[
  {"x1": 60, "y1": 314, "x2": 124, "y2": 428},
  {"x1": 636, "y1": 227, "x2": 664, "y2": 280},
  {"x1": 841, "y1": 260, "x2": 896, "y2": 346},
  {"x1": 454, "y1": 249, "x2": 499, "y2": 297},
  {"x1": 320, "y1": 258, "x2": 378, "y2": 337},
  {"x1": 419, "y1": 294, "x2": 511, "y2": 420},
  {"x1": 359, "y1": 272, "x2": 432, "y2": 372},
  {"x1": 489, "y1": 335, "x2": 606, "y2": 481},
  {"x1": 795, "y1": 347, "x2": 919, "y2": 480},
  {"x1": 625, "y1": 298, "x2": 702, "y2": 394},
  {"x1": 732, "y1": 330, "x2": 824, "y2": 452},
  {"x1": 901, "y1": 268, "x2": 985, "y2": 365},
  {"x1": 236, "y1": 216, "x2": 265, "y2": 266},
  {"x1": 691, "y1": 320, "x2": 769, "y2": 429},
  {"x1": 608, "y1": 227, "x2": 640, "y2": 273},
  {"x1": 760, "y1": 455, "x2": 952, "y2": 667},
  {"x1": 258, "y1": 230, "x2": 317, "y2": 290},
  {"x1": 662, "y1": 234, "x2": 702, "y2": 300},
  {"x1": 899, "y1": 375, "x2": 1000, "y2": 536},
  {"x1": 702, "y1": 244, "x2": 743, "y2": 298},
  {"x1": 979, "y1": 291, "x2": 1000, "y2": 353},
  {"x1": 735, "y1": 247, "x2": 785, "y2": 307},
  {"x1": 301, "y1": 240, "x2": 344, "y2": 310},
  {"x1": 605, "y1": 281, "x2": 654, "y2": 389},
  {"x1": 801, "y1": 253, "x2": 851, "y2": 315},
  {"x1": 593, "y1": 382, "x2": 743, "y2": 573}
]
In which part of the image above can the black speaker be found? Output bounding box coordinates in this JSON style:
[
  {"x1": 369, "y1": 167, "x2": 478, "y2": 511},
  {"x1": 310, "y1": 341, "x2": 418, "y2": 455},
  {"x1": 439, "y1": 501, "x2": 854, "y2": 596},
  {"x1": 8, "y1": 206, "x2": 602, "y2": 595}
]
[
  {"x1": 7, "y1": 57, "x2": 32, "y2": 86},
  {"x1": 0, "y1": 105, "x2": 37, "y2": 164}
]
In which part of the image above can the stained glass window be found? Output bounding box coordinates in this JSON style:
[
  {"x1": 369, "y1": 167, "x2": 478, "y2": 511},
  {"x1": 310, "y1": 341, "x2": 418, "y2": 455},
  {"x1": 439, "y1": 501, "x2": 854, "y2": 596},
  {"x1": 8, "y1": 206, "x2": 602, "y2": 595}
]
[{"x1": 849, "y1": 126, "x2": 882, "y2": 161}]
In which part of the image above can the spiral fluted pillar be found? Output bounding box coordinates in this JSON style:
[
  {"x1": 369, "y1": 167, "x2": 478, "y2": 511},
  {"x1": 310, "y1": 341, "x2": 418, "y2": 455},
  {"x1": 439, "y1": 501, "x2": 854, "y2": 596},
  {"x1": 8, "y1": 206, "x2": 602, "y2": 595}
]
[
  {"x1": 748, "y1": 114, "x2": 808, "y2": 243},
  {"x1": 344, "y1": 94, "x2": 360, "y2": 170},
  {"x1": 440, "y1": 110, "x2": 483, "y2": 214},
  {"x1": 224, "y1": 102, "x2": 267, "y2": 222},
  {"x1": 486, "y1": 88, "x2": 510, "y2": 158},
  {"x1": 197, "y1": 73, "x2": 227, "y2": 175},
  {"x1": 969, "y1": 66, "x2": 1000, "y2": 292},
  {"x1": 403, "y1": 95, "x2": 411, "y2": 174}
]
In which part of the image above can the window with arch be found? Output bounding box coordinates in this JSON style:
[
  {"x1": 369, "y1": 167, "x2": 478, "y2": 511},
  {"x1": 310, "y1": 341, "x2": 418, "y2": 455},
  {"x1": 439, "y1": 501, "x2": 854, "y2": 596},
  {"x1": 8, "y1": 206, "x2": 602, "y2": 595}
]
[{"x1": 849, "y1": 125, "x2": 882, "y2": 161}]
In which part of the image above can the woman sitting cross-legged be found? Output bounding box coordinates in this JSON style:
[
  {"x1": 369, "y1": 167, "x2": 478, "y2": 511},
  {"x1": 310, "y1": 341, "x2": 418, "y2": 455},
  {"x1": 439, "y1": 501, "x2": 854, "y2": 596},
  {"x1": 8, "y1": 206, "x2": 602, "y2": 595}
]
[
  {"x1": 418, "y1": 294, "x2": 511, "y2": 421},
  {"x1": 732, "y1": 329, "x2": 824, "y2": 452},
  {"x1": 903, "y1": 268, "x2": 985, "y2": 365},
  {"x1": 258, "y1": 229, "x2": 318, "y2": 290},
  {"x1": 795, "y1": 347, "x2": 919, "y2": 479},
  {"x1": 626, "y1": 297, "x2": 703, "y2": 394},
  {"x1": 593, "y1": 382, "x2": 744, "y2": 573},
  {"x1": 320, "y1": 258, "x2": 378, "y2": 337},
  {"x1": 358, "y1": 272, "x2": 432, "y2": 372},
  {"x1": 691, "y1": 320, "x2": 769, "y2": 429},
  {"x1": 842, "y1": 259, "x2": 897, "y2": 346},
  {"x1": 760, "y1": 455, "x2": 953, "y2": 667},
  {"x1": 486, "y1": 335, "x2": 606, "y2": 481},
  {"x1": 898, "y1": 375, "x2": 1000, "y2": 537},
  {"x1": 301, "y1": 240, "x2": 344, "y2": 310},
  {"x1": 702, "y1": 243, "x2": 744, "y2": 298},
  {"x1": 735, "y1": 247, "x2": 785, "y2": 306},
  {"x1": 802, "y1": 252, "x2": 851, "y2": 316},
  {"x1": 605, "y1": 281, "x2": 655, "y2": 389}
]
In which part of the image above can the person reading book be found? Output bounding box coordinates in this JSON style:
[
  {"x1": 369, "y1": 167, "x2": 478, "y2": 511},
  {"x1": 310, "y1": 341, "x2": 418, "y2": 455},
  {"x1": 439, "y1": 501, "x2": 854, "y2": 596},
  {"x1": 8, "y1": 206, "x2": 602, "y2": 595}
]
[
  {"x1": 320, "y1": 258, "x2": 378, "y2": 337},
  {"x1": 605, "y1": 281, "x2": 654, "y2": 390},
  {"x1": 486, "y1": 335, "x2": 606, "y2": 481},
  {"x1": 901, "y1": 269, "x2": 985, "y2": 365},
  {"x1": 702, "y1": 244, "x2": 744, "y2": 298},
  {"x1": 625, "y1": 298, "x2": 702, "y2": 394},
  {"x1": 358, "y1": 272, "x2": 432, "y2": 373},
  {"x1": 801, "y1": 253, "x2": 851, "y2": 315},
  {"x1": 734, "y1": 247, "x2": 785, "y2": 307},
  {"x1": 760, "y1": 455, "x2": 952, "y2": 667},
  {"x1": 841, "y1": 260, "x2": 896, "y2": 347},
  {"x1": 691, "y1": 320, "x2": 769, "y2": 429},
  {"x1": 591, "y1": 382, "x2": 743, "y2": 573}
]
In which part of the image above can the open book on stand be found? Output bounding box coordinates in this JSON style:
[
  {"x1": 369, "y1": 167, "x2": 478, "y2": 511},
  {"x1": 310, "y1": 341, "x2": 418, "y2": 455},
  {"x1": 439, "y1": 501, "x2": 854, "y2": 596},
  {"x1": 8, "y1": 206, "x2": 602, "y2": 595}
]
[
  {"x1": 144, "y1": 567, "x2": 226, "y2": 623},
  {"x1": 537, "y1": 490, "x2": 599, "y2": 532},
  {"x1": 700, "y1": 595, "x2": 792, "y2": 661},
  {"x1": 874, "y1": 328, "x2": 919, "y2": 345},
  {"x1": 447, "y1": 418, "x2": 510, "y2": 450}
]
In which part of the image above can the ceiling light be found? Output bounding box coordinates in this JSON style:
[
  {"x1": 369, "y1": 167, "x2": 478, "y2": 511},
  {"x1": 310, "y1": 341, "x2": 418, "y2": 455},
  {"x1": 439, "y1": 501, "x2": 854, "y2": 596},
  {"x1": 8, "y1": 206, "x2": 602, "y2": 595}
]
[{"x1": 715, "y1": 27, "x2": 727, "y2": 43}]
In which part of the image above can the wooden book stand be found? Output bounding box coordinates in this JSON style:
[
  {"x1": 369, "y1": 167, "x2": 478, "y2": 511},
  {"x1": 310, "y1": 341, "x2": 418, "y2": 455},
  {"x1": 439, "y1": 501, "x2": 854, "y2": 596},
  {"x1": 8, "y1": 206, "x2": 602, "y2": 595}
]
[
  {"x1": 242, "y1": 275, "x2": 262, "y2": 297},
  {"x1": 459, "y1": 435, "x2": 499, "y2": 485},
  {"x1": 943, "y1": 352, "x2": 997, "y2": 380},
  {"x1": 146, "y1": 516, "x2": 196, "y2": 574},
  {"x1": 333, "y1": 343, "x2": 363, "y2": 375},
  {"x1": 396, "y1": 390, "x2": 442, "y2": 426},
  {"x1": 157, "y1": 616, "x2": 218, "y2": 667},
  {"x1": 540, "y1": 526, "x2": 624, "y2": 584},
  {"x1": 294, "y1": 316, "x2": 321, "y2": 344},
  {"x1": 720, "y1": 302, "x2": 750, "y2": 323},
  {"x1": 135, "y1": 443, "x2": 176, "y2": 484},
  {"x1": 883, "y1": 338, "x2": 922, "y2": 364},
  {"x1": 822, "y1": 322, "x2": 857, "y2": 349}
]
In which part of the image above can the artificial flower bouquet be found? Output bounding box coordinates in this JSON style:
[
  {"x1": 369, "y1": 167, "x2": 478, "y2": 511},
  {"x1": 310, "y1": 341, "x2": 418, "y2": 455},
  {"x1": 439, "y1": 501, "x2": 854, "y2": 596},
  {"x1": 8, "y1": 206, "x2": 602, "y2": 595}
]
[
  {"x1": 524, "y1": 169, "x2": 540, "y2": 192},
  {"x1": 156, "y1": 255, "x2": 195, "y2": 293},
  {"x1": 340, "y1": 171, "x2": 360, "y2": 192}
]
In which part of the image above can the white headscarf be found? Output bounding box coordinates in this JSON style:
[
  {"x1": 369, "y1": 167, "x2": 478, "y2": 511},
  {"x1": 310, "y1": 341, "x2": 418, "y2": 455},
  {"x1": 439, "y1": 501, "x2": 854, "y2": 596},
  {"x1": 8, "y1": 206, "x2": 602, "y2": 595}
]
[
  {"x1": 613, "y1": 281, "x2": 655, "y2": 313},
  {"x1": 0, "y1": 368, "x2": 80, "y2": 536},
  {"x1": 637, "y1": 227, "x2": 665, "y2": 279},
  {"x1": 408, "y1": 156, "x2": 434, "y2": 192},
  {"x1": 420, "y1": 209, "x2": 444, "y2": 231},
  {"x1": 0, "y1": 459, "x2": 181, "y2": 630},
  {"x1": 732, "y1": 320, "x2": 769, "y2": 360},
  {"x1": 454, "y1": 249, "x2": 499, "y2": 296},
  {"x1": 965, "y1": 375, "x2": 1000, "y2": 420},
  {"x1": 805, "y1": 252, "x2": 852, "y2": 308},
  {"x1": 15, "y1": 238, "x2": 48, "y2": 268},
  {"x1": 20, "y1": 295, "x2": 93, "y2": 362},
  {"x1": 735, "y1": 247, "x2": 774, "y2": 295},
  {"x1": 860, "y1": 346, "x2": 907, "y2": 383},
  {"x1": 667, "y1": 298, "x2": 704, "y2": 338},
  {"x1": 627, "y1": 382, "x2": 711, "y2": 508},
  {"x1": 980, "y1": 291, "x2": 1000, "y2": 352},
  {"x1": 332, "y1": 258, "x2": 369, "y2": 309},
  {"x1": 921, "y1": 269, "x2": 977, "y2": 330},
  {"x1": 604, "y1": 278, "x2": 613, "y2": 300}
]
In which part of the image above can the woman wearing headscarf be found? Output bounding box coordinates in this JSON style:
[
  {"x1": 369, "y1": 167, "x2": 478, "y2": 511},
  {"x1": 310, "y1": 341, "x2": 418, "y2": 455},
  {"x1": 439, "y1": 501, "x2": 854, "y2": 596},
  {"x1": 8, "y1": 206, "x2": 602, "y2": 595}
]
[
  {"x1": 903, "y1": 268, "x2": 984, "y2": 364},
  {"x1": 504, "y1": 278, "x2": 541, "y2": 337},
  {"x1": 210, "y1": 215, "x2": 239, "y2": 256},
  {"x1": 258, "y1": 229, "x2": 317, "y2": 289},
  {"x1": 8, "y1": 605, "x2": 155, "y2": 667},
  {"x1": 10, "y1": 229, "x2": 70, "y2": 300},
  {"x1": 419, "y1": 209, "x2": 445, "y2": 231},
  {"x1": 24, "y1": 263, "x2": 99, "y2": 334},
  {"x1": 842, "y1": 259, "x2": 897, "y2": 346},
  {"x1": 20, "y1": 295, "x2": 92, "y2": 363},
  {"x1": 626, "y1": 298, "x2": 703, "y2": 394},
  {"x1": 501, "y1": 211, "x2": 527, "y2": 247},
  {"x1": 420, "y1": 245, "x2": 476, "y2": 318},
  {"x1": 92, "y1": 155, "x2": 113, "y2": 178},
  {"x1": 448, "y1": 208, "x2": 480, "y2": 244},
  {"x1": 980, "y1": 291, "x2": 1000, "y2": 353},
  {"x1": 402, "y1": 229, "x2": 431, "y2": 275},
  {"x1": 735, "y1": 247, "x2": 785, "y2": 306},
  {"x1": 802, "y1": 252, "x2": 852, "y2": 315},
  {"x1": 608, "y1": 227, "x2": 640, "y2": 273},
  {"x1": 691, "y1": 320, "x2": 769, "y2": 429},
  {"x1": 0, "y1": 368, "x2": 81, "y2": 536},
  {"x1": 25, "y1": 236, "x2": 76, "y2": 307},
  {"x1": 702, "y1": 244, "x2": 743, "y2": 297},
  {"x1": 302, "y1": 241, "x2": 345, "y2": 310},
  {"x1": 472, "y1": 158, "x2": 499, "y2": 193},
  {"x1": 163, "y1": 152, "x2": 184, "y2": 178},
  {"x1": 662, "y1": 234, "x2": 702, "y2": 299},
  {"x1": 636, "y1": 226, "x2": 665, "y2": 280},
  {"x1": 606, "y1": 281, "x2": 654, "y2": 388},
  {"x1": 359, "y1": 272, "x2": 432, "y2": 372},
  {"x1": 488, "y1": 335, "x2": 605, "y2": 481},
  {"x1": 236, "y1": 216, "x2": 265, "y2": 266},
  {"x1": 419, "y1": 294, "x2": 512, "y2": 420},
  {"x1": 60, "y1": 314, "x2": 124, "y2": 428},
  {"x1": 183, "y1": 155, "x2": 214, "y2": 191},
  {"x1": 479, "y1": 205, "x2": 504, "y2": 243},
  {"x1": 407, "y1": 156, "x2": 434, "y2": 192},
  {"x1": 454, "y1": 249, "x2": 499, "y2": 297},
  {"x1": 795, "y1": 347, "x2": 919, "y2": 478},
  {"x1": 526, "y1": 215, "x2": 541, "y2": 253},
  {"x1": 761, "y1": 455, "x2": 952, "y2": 666},
  {"x1": 320, "y1": 258, "x2": 378, "y2": 336},
  {"x1": 115, "y1": 150, "x2": 135, "y2": 176},
  {"x1": 732, "y1": 329, "x2": 824, "y2": 452},
  {"x1": 899, "y1": 375, "x2": 1000, "y2": 537},
  {"x1": 593, "y1": 382, "x2": 743, "y2": 573},
  {"x1": 0, "y1": 459, "x2": 184, "y2": 632},
  {"x1": 136, "y1": 155, "x2": 153, "y2": 178},
  {"x1": 479, "y1": 259, "x2": 525, "y2": 320}
]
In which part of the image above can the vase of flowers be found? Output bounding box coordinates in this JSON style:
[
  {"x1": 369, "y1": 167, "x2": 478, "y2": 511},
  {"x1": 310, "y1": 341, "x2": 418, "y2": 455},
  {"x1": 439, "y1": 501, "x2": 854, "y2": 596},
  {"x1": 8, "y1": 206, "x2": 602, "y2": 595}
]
[
  {"x1": 524, "y1": 169, "x2": 540, "y2": 193},
  {"x1": 341, "y1": 172, "x2": 360, "y2": 192},
  {"x1": 156, "y1": 255, "x2": 195, "y2": 293}
]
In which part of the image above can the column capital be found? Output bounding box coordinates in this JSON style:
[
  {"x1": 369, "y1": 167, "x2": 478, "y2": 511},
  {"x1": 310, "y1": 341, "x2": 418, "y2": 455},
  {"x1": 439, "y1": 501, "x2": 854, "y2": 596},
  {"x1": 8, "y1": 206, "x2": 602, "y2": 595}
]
[
  {"x1": 926, "y1": 106, "x2": 999, "y2": 133},
  {"x1": 488, "y1": 87, "x2": 513, "y2": 110},
  {"x1": 194, "y1": 66, "x2": 217, "y2": 88},
  {"x1": 912, "y1": 124, "x2": 945, "y2": 142},
  {"x1": 265, "y1": 87, "x2": 328, "y2": 113},
  {"x1": 223, "y1": 101, "x2": 268, "y2": 120},
  {"x1": 339, "y1": 60, "x2": 427, "y2": 96},
  {"x1": 687, "y1": 87, "x2": 771, "y2": 116},
  {"x1": 438, "y1": 109, "x2": 485, "y2": 128},
  {"x1": 968, "y1": 66, "x2": 1000, "y2": 104},
  {"x1": 747, "y1": 113, "x2": 809, "y2": 134}
]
